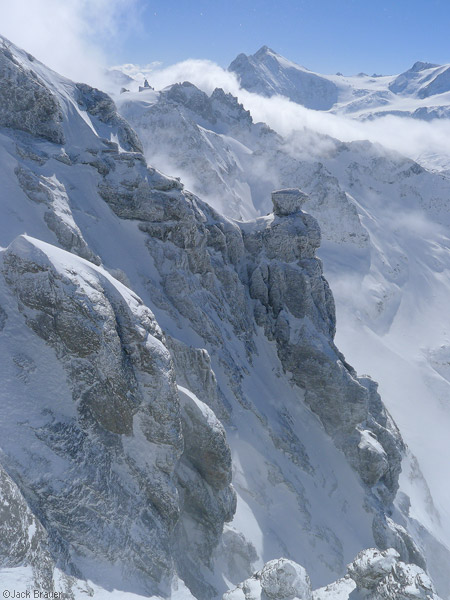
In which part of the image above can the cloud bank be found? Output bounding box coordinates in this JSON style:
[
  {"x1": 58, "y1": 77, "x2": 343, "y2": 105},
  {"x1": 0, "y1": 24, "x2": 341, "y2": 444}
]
[
  {"x1": 0, "y1": 0, "x2": 141, "y2": 85},
  {"x1": 2, "y1": 2, "x2": 450, "y2": 171},
  {"x1": 118, "y1": 58, "x2": 450, "y2": 171}
]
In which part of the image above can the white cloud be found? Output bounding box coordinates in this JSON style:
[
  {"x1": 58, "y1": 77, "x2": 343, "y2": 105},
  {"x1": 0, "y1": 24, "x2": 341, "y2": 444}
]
[
  {"x1": 116, "y1": 57, "x2": 450, "y2": 171},
  {"x1": 231, "y1": 89, "x2": 450, "y2": 171},
  {"x1": 0, "y1": 0, "x2": 142, "y2": 85},
  {"x1": 4, "y1": 2, "x2": 450, "y2": 171},
  {"x1": 115, "y1": 58, "x2": 242, "y2": 95}
]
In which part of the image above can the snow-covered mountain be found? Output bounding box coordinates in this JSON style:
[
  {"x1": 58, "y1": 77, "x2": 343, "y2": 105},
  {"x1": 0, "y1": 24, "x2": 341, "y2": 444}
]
[
  {"x1": 116, "y1": 76, "x2": 450, "y2": 597},
  {"x1": 228, "y1": 46, "x2": 339, "y2": 110},
  {"x1": 228, "y1": 46, "x2": 450, "y2": 121},
  {"x1": 0, "y1": 34, "x2": 449, "y2": 600}
]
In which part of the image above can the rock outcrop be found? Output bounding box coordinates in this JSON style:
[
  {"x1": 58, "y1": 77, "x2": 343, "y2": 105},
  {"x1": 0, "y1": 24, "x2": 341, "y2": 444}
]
[
  {"x1": 174, "y1": 387, "x2": 236, "y2": 598},
  {"x1": 242, "y1": 190, "x2": 403, "y2": 505},
  {"x1": 76, "y1": 83, "x2": 143, "y2": 153},
  {"x1": 271, "y1": 188, "x2": 309, "y2": 216},
  {"x1": 0, "y1": 43, "x2": 64, "y2": 144},
  {"x1": 223, "y1": 558, "x2": 312, "y2": 600},
  {"x1": 0, "y1": 235, "x2": 235, "y2": 594},
  {"x1": 225, "y1": 549, "x2": 441, "y2": 600},
  {"x1": 316, "y1": 547, "x2": 440, "y2": 599},
  {"x1": 15, "y1": 166, "x2": 101, "y2": 265}
]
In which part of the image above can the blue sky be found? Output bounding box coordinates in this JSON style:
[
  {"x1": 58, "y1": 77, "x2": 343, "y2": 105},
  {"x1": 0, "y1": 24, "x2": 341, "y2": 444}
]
[
  {"x1": 110, "y1": 0, "x2": 450, "y2": 75},
  {"x1": 1, "y1": 0, "x2": 449, "y2": 81}
]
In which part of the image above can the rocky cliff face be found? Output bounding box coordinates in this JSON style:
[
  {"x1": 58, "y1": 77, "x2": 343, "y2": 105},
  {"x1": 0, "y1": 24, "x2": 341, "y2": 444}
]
[
  {"x1": 0, "y1": 44, "x2": 64, "y2": 144},
  {"x1": 117, "y1": 76, "x2": 450, "y2": 595},
  {"x1": 102, "y1": 172, "x2": 403, "y2": 506},
  {"x1": 242, "y1": 190, "x2": 403, "y2": 505},
  {"x1": 0, "y1": 235, "x2": 235, "y2": 595},
  {"x1": 0, "y1": 35, "x2": 445, "y2": 599},
  {"x1": 97, "y1": 155, "x2": 415, "y2": 573}
]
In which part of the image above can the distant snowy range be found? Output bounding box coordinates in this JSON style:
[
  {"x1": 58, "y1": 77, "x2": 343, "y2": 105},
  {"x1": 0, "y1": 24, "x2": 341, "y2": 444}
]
[{"x1": 2, "y1": 35, "x2": 450, "y2": 600}]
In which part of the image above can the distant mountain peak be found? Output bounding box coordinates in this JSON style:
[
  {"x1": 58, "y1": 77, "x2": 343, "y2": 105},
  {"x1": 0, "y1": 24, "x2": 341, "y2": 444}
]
[
  {"x1": 410, "y1": 60, "x2": 440, "y2": 72},
  {"x1": 254, "y1": 45, "x2": 277, "y2": 57},
  {"x1": 228, "y1": 47, "x2": 338, "y2": 110}
]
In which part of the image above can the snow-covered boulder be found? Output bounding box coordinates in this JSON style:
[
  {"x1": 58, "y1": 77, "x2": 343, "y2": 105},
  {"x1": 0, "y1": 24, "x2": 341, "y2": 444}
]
[
  {"x1": 347, "y1": 548, "x2": 400, "y2": 589},
  {"x1": 223, "y1": 558, "x2": 312, "y2": 600},
  {"x1": 343, "y1": 548, "x2": 440, "y2": 599},
  {"x1": 233, "y1": 549, "x2": 442, "y2": 600}
]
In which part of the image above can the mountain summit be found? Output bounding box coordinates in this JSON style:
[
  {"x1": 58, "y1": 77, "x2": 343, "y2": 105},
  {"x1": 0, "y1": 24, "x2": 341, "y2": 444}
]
[{"x1": 228, "y1": 46, "x2": 338, "y2": 109}]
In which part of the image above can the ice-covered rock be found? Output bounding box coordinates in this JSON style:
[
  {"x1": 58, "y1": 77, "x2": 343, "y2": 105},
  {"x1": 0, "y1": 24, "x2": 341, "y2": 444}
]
[
  {"x1": 223, "y1": 558, "x2": 312, "y2": 600},
  {"x1": 0, "y1": 235, "x2": 235, "y2": 595},
  {"x1": 229, "y1": 549, "x2": 441, "y2": 600},
  {"x1": 271, "y1": 188, "x2": 309, "y2": 216},
  {"x1": 0, "y1": 43, "x2": 64, "y2": 143}
]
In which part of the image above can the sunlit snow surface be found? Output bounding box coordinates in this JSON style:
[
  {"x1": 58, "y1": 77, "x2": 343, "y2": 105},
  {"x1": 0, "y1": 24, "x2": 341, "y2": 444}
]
[
  {"x1": 0, "y1": 38, "x2": 379, "y2": 597},
  {"x1": 114, "y1": 50, "x2": 450, "y2": 597},
  {"x1": 1, "y1": 37, "x2": 450, "y2": 599}
]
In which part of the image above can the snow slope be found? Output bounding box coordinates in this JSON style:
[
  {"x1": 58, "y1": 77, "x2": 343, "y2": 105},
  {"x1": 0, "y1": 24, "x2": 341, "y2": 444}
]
[
  {"x1": 229, "y1": 46, "x2": 338, "y2": 110},
  {"x1": 117, "y1": 79, "x2": 450, "y2": 598},
  {"x1": 228, "y1": 46, "x2": 450, "y2": 122},
  {"x1": 0, "y1": 34, "x2": 448, "y2": 600}
]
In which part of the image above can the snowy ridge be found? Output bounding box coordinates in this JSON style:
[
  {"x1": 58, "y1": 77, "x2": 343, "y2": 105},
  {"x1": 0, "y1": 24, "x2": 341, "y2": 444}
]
[
  {"x1": 229, "y1": 46, "x2": 338, "y2": 110},
  {"x1": 0, "y1": 34, "x2": 448, "y2": 600},
  {"x1": 117, "y1": 64, "x2": 450, "y2": 598},
  {"x1": 228, "y1": 46, "x2": 450, "y2": 122}
]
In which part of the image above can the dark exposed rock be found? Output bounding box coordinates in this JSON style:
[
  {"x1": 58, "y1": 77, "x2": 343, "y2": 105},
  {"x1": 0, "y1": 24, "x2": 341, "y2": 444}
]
[
  {"x1": 0, "y1": 46, "x2": 64, "y2": 143},
  {"x1": 76, "y1": 83, "x2": 143, "y2": 153}
]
